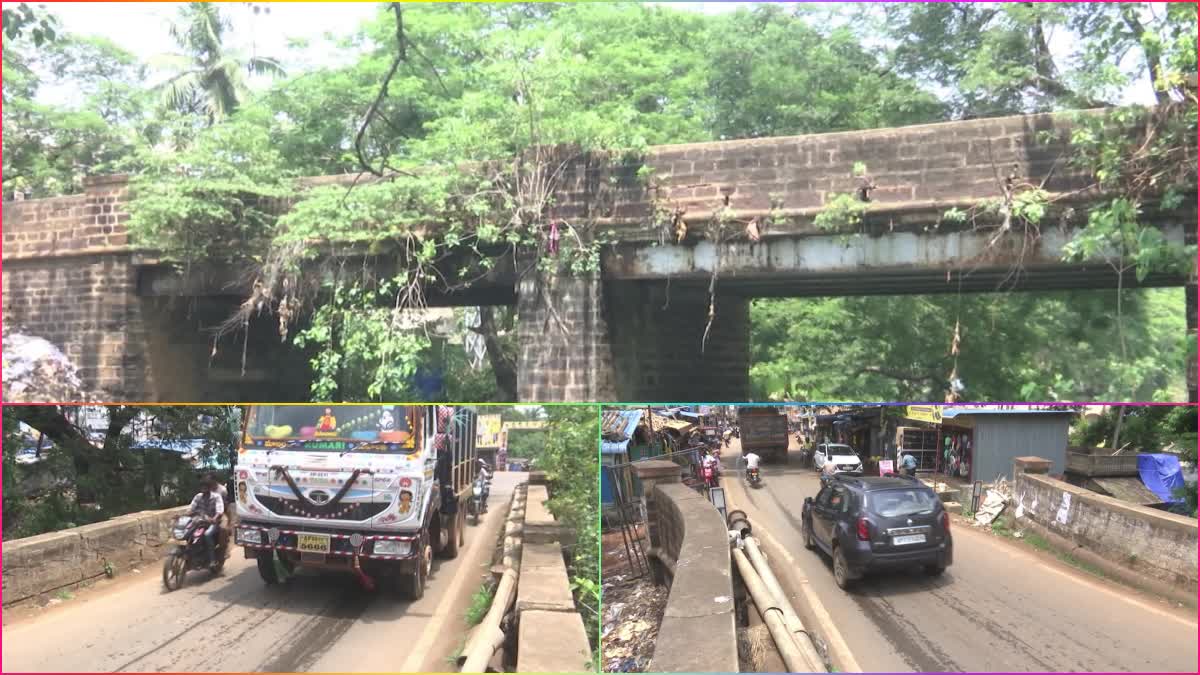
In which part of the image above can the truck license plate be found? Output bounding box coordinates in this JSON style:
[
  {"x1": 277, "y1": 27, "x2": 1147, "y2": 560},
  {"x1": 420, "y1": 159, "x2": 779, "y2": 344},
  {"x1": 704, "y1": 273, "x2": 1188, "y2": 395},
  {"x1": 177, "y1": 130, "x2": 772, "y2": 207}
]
[
  {"x1": 892, "y1": 534, "x2": 926, "y2": 546},
  {"x1": 297, "y1": 533, "x2": 331, "y2": 553}
]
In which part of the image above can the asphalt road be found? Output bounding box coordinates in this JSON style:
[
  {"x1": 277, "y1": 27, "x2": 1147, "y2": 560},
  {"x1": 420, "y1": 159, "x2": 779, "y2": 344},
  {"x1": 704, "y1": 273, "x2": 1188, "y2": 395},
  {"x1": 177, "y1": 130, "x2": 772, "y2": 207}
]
[
  {"x1": 724, "y1": 440, "x2": 1197, "y2": 673},
  {"x1": 2, "y1": 472, "x2": 526, "y2": 673}
]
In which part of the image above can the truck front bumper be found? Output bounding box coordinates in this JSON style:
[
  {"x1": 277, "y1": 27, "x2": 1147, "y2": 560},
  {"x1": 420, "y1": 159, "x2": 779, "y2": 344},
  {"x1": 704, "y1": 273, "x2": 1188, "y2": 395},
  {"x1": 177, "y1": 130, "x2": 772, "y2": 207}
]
[{"x1": 236, "y1": 522, "x2": 420, "y2": 560}]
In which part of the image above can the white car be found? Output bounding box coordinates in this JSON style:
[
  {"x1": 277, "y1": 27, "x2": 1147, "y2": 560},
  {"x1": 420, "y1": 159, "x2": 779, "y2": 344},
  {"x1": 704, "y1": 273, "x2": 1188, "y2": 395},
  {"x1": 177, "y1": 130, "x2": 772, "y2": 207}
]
[{"x1": 813, "y1": 443, "x2": 863, "y2": 474}]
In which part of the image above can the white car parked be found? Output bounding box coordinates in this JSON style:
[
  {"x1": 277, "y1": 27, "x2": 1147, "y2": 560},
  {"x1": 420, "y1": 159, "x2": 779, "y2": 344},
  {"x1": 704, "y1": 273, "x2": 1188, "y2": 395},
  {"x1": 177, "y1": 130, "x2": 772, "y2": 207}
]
[{"x1": 813, "y1": 443, "x2": 863, "y2": 474}]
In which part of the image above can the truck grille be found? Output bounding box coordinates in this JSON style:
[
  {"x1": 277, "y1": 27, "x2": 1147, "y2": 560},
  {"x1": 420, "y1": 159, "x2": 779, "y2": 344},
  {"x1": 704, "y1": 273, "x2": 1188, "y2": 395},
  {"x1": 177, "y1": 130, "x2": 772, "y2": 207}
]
[{"x1": 257, "y1": 496, "x2": 391, "y2": 521}]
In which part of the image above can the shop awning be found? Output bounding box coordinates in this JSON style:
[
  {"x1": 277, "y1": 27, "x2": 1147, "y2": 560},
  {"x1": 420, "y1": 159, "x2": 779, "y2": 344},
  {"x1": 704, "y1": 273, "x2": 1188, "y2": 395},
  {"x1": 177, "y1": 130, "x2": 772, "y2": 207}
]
[{"x1": 601, "y1": 409, "x2": 643, "y2": 455}]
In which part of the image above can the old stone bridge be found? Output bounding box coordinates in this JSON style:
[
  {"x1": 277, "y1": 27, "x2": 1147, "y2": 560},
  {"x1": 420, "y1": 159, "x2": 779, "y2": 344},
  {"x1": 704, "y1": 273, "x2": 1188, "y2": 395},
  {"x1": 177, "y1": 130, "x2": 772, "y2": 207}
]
[{"x1": 3, "y1": 110, "x2": 1195, "y2": 402}]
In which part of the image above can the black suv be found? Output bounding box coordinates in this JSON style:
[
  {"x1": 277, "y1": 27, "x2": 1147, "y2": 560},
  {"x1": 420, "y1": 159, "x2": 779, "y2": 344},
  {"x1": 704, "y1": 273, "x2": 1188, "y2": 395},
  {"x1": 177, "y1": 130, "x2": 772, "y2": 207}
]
[{"x1": 801, "y1": 475, "x2": 952, "y2": 589}]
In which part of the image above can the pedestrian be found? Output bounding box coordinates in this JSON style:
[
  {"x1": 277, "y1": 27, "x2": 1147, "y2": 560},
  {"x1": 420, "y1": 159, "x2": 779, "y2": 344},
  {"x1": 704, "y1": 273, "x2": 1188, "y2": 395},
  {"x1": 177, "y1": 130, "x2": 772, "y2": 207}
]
[{"x1": 899, "y1": 452, "x2": 918, "y2": 477}]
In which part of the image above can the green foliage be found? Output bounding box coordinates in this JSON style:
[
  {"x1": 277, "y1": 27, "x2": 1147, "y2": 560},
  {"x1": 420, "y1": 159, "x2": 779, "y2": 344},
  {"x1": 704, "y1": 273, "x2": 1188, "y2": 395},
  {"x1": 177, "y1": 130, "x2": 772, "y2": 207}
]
[
  {"x1": 126, "y1": 109, "x2": 295, "y2": 263},
  {"x1": 293, "y1": 279, "x2": 431, "y2": 401},
  {"x1": 3, "y1": 3, "x2": 58, "y2": 45},
  {"x1": 3, "y1": 31, "x2": 152, "y2": 198},
  {"x1": 1071, "y1": 405, "x2": 1197, "y2": 452},
  {"x1": 5, "y1": 406, "x2": 242, "y2": 541},
  {"x1": 465, "y1": 581, "x2": 495, "y2": 627},
  {"x1": 750, "y1": 288, "x2": 1187, "y2": 402},
  {"x1": 156, "y1": 2, "x2": 285, "y2": 123},
  {"x1": 814, "y1": 192, "x2": 869, "y2": 232},
  {"x1": 536, "y1": 406, "x2": 600, "y2": 650}
]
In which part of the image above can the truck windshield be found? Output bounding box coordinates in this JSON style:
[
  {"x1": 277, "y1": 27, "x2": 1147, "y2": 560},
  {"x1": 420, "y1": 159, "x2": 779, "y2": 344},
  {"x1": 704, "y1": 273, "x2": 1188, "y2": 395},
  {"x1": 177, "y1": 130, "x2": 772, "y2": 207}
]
[{"x1": 244, "y1": 405, "x2": 417, "y2": 453}]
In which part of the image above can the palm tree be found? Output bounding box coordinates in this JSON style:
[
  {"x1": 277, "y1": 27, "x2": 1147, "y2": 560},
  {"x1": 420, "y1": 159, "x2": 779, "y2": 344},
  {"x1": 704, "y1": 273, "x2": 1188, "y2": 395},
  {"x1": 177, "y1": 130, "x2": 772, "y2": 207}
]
[{"x1": 156, "y1": 2, "x2": 283, "y2": 123}]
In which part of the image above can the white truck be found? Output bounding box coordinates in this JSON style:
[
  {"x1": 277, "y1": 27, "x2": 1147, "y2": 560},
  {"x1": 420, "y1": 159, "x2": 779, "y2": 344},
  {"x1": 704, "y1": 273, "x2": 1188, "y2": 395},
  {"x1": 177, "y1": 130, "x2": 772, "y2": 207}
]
[{"x1": 233, "y1": 404, "x2": 477, "y2": 600}]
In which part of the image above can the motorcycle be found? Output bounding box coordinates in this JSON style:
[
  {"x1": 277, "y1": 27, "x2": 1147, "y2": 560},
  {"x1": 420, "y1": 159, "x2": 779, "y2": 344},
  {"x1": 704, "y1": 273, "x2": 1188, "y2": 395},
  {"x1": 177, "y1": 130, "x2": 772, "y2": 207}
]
[
  {"x1": 468, "y1": 476, "x2": 489, "y2": 524},
  {"x1": 162, "y1": 515, "x2": 226, "y2": 591},
  {"x1": 701, "y1": 463, "x2": 719, "y2": 489},
  {"x1": 746, "y1": 466, "x2": 761, "y2": 488}
]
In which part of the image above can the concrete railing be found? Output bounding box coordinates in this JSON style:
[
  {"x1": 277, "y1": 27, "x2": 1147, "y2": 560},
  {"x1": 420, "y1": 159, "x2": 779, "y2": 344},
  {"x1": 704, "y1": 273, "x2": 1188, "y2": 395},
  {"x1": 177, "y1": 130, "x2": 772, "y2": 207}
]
[
  {"x1": 1014, "y1": 458, "x2": 1197, "y2": 603},
  {"x1": 2, "y1": 505, "x2": 187, "y2": 606},
  {"x1": 515, "y1": 485, "x2": 593, "y2": 673},
  {"x1": 634, "y1": 460, "x2": 738, "y2": 673}
]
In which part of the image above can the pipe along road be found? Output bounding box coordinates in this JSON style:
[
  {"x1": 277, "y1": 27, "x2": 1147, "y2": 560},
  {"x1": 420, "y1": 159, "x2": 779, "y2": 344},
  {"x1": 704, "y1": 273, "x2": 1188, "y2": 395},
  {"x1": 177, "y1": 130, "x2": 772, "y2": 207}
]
[
  {"x1": 722, "y1": 439, "x2": 1197, "y2": 673},
  {"x1": 2, "y1": 472, "x2": 527, "y2": 673}
]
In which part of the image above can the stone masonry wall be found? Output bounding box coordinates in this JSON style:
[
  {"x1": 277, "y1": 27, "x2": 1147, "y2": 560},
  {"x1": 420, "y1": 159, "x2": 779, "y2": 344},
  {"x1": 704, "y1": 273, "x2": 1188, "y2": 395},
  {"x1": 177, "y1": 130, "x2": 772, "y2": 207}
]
[
  {"x1": 1014, "y1": 472, "x2": 1197, "y2": 593},
  {"x1": 516, "y1": 271, "x2": 617, "y2": 402},
  {"x1": 3, "y1": 174, "x2": 153, "y2": 399},
  {"x1": 2, "y1": 506, "x2": 187, "y2": 606},
  {"x1": 607, "y1": 281, "x2": 749, "y2": 402},
  {"x1": 554, "y1": 110, "x2": 1097, "y2": 241},
  {"x1": 648, "y1": 482, "x2": 738, "y2": 673}
]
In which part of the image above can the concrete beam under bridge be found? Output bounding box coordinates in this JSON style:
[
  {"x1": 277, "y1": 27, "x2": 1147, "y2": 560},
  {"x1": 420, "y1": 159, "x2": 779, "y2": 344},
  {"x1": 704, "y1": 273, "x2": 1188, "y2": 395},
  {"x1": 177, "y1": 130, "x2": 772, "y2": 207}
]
[
  {"x1": 604, "y1": 223, "x2": 1190, "y2": 295},
  {"x1": 135, "y1": 257, "x2": 520, "y2": 307}
]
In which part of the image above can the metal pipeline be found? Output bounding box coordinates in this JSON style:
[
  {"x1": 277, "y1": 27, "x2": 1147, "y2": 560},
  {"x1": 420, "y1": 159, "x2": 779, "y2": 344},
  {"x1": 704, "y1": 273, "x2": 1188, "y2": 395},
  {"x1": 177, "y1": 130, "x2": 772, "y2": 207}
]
[
  {"x1": 733, "y1": 548, "x2": 819, "y2": 673},
  {"x1": 743, "y1": 537, "x2": 824, "y2": 669},
  {"x1": 728, "y1": 512, "x2": 826, "y2": 672},
  {"x1": 459, "y1": 567, "x2": 518, "y2": 672}
]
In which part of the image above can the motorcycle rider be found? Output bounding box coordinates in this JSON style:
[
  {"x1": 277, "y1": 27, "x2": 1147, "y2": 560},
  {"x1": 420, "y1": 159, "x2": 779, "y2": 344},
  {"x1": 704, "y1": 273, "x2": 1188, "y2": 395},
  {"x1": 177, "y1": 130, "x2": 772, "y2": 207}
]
[
  {"x1": 899, "y1": 452, "x2": 918, "y2": 477},
  {"x1": 701, "y1": 450, "x2": 720, "y2": 486},
  {"x1": 743, "y1": 450, "x2": 761, "y2": 483},
  {"x1": 820, "y1": 455, "x2": 838, "y2": 487},
  {"x1": 187, "y1": 476, "x2": 225, "y2": 569},
  {"x1": 203, "y1": 472, "x2": 233, "y2": 560},
  {"x1": 476, "y1": 459, "x2": 492, "y2": 511}
]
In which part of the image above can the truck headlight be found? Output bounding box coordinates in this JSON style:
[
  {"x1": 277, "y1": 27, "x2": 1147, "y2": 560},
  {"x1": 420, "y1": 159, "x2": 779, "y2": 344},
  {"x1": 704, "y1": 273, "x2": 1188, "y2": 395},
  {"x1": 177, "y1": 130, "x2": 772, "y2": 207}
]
[
  {"x1": 237, "y1": 527, "x2": 263, "y2": 544},
  {"x1": 373, "y1": 539, "x2": 411, "y2": 556}
]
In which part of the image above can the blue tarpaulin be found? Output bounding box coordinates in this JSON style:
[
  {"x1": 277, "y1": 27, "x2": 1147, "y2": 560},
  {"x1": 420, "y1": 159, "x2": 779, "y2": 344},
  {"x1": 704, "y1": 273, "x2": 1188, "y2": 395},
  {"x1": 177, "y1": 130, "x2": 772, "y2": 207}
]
[{"x1": 1137, "y1": 453, "x2": 1185, "y2": 503}]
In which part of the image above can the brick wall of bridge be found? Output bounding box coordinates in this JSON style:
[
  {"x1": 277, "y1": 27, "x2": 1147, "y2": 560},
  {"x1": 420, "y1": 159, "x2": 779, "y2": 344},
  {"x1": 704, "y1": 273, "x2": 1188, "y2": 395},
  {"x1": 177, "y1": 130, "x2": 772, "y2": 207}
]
[
  {"x1": 2, "y1": 177, "x2": 154, "y2": 399},
  {"x1": 3, "y1": 110, "x2": 1190, "y2": 401}
]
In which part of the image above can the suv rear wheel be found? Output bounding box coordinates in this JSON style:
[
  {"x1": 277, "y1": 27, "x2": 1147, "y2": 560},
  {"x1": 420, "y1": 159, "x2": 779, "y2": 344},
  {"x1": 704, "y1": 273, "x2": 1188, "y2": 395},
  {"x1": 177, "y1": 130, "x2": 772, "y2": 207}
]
[{"x1": 832, "y1": 545, "x2": 854, "y2": 590}]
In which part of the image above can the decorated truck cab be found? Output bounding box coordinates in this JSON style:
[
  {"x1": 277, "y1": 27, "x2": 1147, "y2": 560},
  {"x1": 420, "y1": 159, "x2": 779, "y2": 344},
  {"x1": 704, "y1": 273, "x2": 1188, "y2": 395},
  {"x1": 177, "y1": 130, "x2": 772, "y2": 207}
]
[{"x1": 233, "y1": 404, "x2": 477, "y2": 600}]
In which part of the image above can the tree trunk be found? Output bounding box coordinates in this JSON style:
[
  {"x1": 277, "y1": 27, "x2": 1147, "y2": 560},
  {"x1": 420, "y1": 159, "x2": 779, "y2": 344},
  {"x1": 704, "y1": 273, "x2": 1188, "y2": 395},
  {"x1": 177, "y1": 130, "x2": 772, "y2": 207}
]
[{"x1": 479, "y1": 306, "x2": 518, "y2": 402}]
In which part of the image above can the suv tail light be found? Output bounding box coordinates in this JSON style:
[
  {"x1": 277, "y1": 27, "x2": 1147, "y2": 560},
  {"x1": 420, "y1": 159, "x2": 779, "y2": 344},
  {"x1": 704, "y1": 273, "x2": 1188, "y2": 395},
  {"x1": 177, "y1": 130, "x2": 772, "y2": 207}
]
[
  {"x1": 940, "y1": 511, "x2": 950, "y2": 534},
  {"x1": 856, "y1": 516, "x2": 870, "y2": 541}
]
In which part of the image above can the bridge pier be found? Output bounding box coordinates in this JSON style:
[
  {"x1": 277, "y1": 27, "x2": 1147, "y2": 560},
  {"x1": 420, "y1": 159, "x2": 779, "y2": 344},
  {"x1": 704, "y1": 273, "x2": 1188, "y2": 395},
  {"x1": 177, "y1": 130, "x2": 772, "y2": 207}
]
[{"x1": 515, "y1": 271, "x2": 617, "y2": 402}]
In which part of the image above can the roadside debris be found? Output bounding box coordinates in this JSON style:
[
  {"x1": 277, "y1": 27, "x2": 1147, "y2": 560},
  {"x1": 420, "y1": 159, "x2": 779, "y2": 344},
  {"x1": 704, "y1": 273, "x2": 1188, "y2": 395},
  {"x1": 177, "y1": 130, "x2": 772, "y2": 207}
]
[
  {"x1": 601, "y1": 573, "x2": 668, "y2": 673},
  {"x1": 973, "y1": 477, "x2": 1013, "y2": 527}
]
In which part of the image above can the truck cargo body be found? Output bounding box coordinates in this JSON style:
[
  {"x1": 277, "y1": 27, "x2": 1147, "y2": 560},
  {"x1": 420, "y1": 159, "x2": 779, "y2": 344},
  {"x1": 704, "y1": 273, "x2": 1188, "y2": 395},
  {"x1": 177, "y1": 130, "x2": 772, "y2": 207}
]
[
  {"x1": 737, "y1": 407, "x2": 790, "y2": 462},
  {"x1": 233, "y1": 404, "x2": 477, "y2": 599}
]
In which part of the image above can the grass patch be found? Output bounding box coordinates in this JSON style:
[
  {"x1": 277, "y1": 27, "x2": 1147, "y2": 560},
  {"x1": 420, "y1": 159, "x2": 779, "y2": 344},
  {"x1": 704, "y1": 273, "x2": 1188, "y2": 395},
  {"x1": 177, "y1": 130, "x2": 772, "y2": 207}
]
[
  {"x1": 465, "y1": 580, "x2": 496, "y2": 627},
  {"x1": 1022, "y1": 531, "x2": 1051, "y2": 552},
  {"x1": 54, "y1": 590, "x2": 73, "y2": 601},
  {"x1": 1013, "y1": 529, "x2": 1108, "y2": 580},
  {"x1": 990, "y1": 515, "x2": 1014, "y2": 537}
]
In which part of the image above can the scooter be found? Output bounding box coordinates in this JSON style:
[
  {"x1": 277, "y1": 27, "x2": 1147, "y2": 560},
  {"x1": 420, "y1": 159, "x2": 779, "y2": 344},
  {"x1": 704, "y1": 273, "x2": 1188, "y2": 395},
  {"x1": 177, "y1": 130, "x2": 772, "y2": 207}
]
[
  {"x1": 162, "y1": 515, "x2": 226, "y2": 591},
  {"x1": 468, "y1": 476, "x2": 489, "y2": 524},
  {"x1": 702, "y1": 464, "x2": 719, "y2": 489},
  {"x1": 746, "y1": 466, "x2": 761, "y2": 488}
]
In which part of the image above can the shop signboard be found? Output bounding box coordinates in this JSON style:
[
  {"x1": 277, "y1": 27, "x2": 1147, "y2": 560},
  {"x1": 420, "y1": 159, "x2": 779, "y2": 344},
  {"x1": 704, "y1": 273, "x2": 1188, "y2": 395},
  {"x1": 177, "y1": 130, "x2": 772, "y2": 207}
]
[
  {"x1": 905, "y1": 405, "x2": 943, "y2": 424},
  {"x1": 879, "y1": 460, "x2": 894, "y2": 476},
  {"x1": 477, "y1": 414, "x2": 503, "y2": 448}
]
